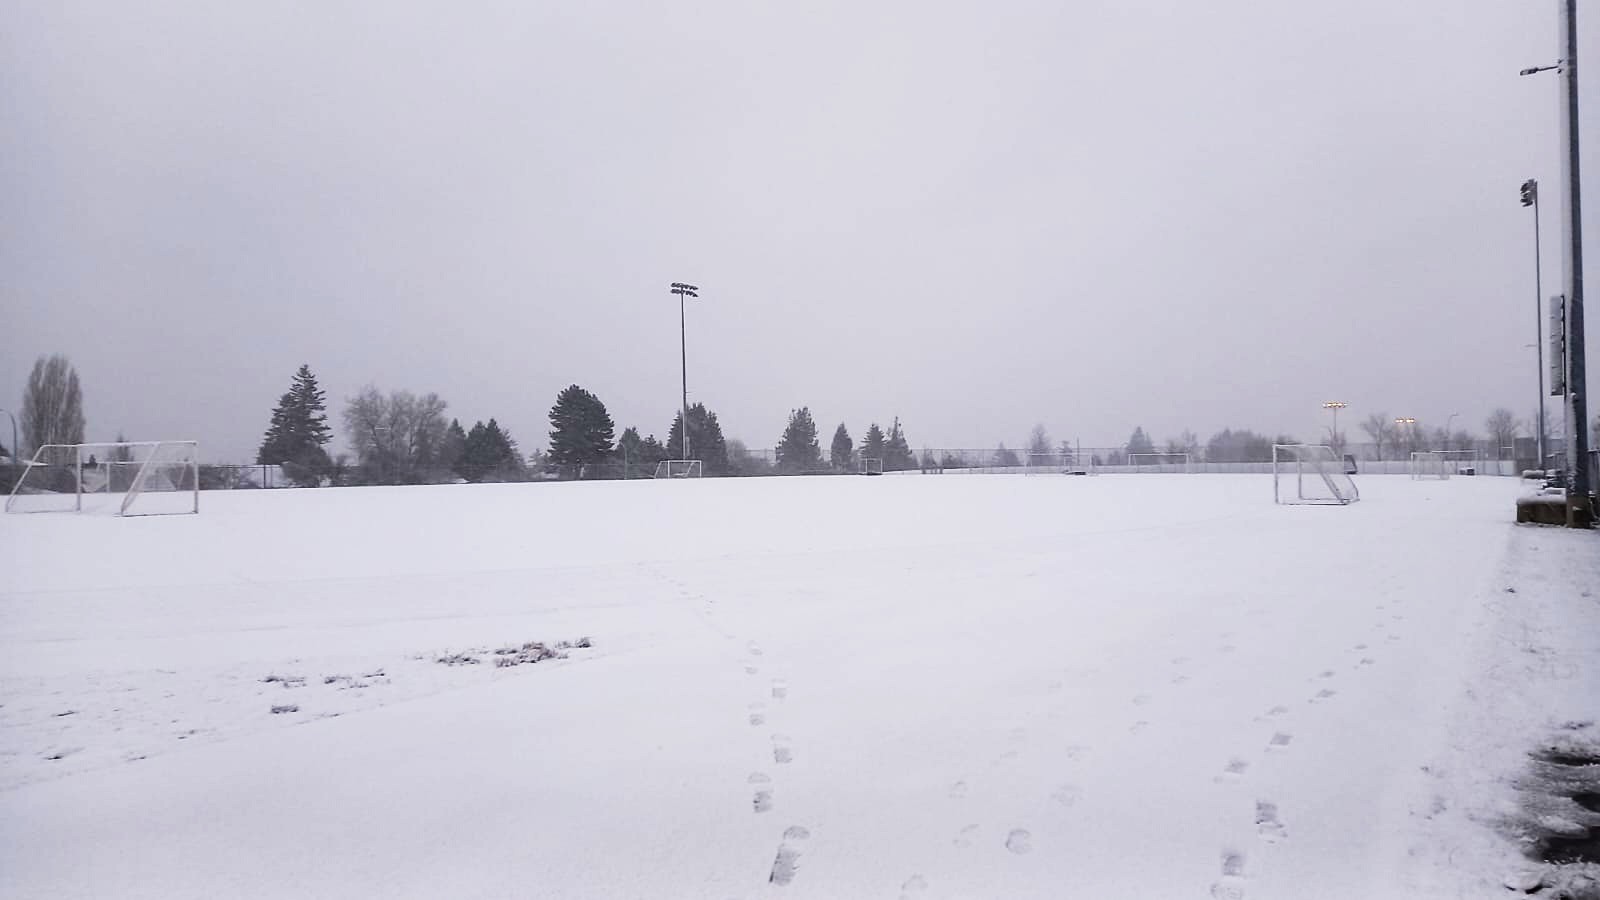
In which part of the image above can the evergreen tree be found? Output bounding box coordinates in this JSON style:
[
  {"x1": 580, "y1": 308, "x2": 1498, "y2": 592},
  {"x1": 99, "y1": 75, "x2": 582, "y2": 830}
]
[
  {"x1": 1126, "y1": 426, "x2": 1155, "y2": 457},
  {"x1": 548, "y1": 385, "x2": 615, "y2": 477},
  {"x1": 665, "y1": 403, "x2": 730, "y2": 475},
  {"x1": 861, "y1": 422, "x2": 887, "y2": 461},
  {"x1": 776, "y1": 407, "x2": 823, "y2": 473},
  {"x1": 617, "y1": 426, "x2": 671, "y2": 478},
  {"x1": 884, "y1": 416, "x2": 915, "y2": 471},
  {"x1": 442, "y1": 419, "x2": 468, "y2": 478},
  {"x1": 830, "y1": 423, "x2": 853, "y2": 471},
  {"x1": 995, "y1": 443, "x2": 1021, "y2": 467},
  {"x1": 257, "y1": 364, "x2": 332, "y2": 486}
]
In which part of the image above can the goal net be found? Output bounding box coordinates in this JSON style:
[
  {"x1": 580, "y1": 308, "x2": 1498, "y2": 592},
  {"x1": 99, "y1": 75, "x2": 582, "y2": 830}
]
[
  {"x1": 1024, "y1": 451, "x2": 1071, "y2": 475},
  {"x1": 1431, "y1": 449, "x2": 1482, "y2": 476},
  {"x1": 1128, "y1": 452, "x2": 1193, "y2": 473},
  {"x1": 859, "y1": 457, "x2": 884, "y2": 476},
  {"x1": 5, "y1": 441, "x2": 200, "y2": 516},
  {"x1": 1273, "y1": 444, "x2": 1359, "y2": 506},
  {"x1": 1409, "y1": 451, "x2": 1451, "y2": 480},
  {"x1": 654, "y1": 459, "x2": 703, "y2": 479}
]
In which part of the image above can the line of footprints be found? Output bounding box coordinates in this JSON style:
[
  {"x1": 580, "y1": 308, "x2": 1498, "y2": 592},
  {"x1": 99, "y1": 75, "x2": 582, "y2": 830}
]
[
  {"x1": 1206, "y1": 624, "x2": 1393, "y2": 899},
  {"x1": 741, "y1": 640, "x2": 808, "y2": 887}
]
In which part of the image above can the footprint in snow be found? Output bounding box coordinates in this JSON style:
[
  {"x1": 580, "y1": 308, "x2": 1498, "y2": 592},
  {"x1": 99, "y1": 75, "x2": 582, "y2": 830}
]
[
  {"x1": 1210, "y1": 849, "x2": 1248, "y2": 899},
  {"x1": 949, "y1": 780, "x2": 969, "y2": 799},
  {"x1": 1129, "y1": 720, "x2": 1150, "y2": 734},
  {"x1": 744, "y1": 664, "x2": 759, "y2": 675},
  {"x1": 1051, "y1": 783, "x2": 1083, "y2": 806},
  {"x1": 1357, "y1": 657, "x2": 1375, "y2": 667},
  {"x1": 771, "y1": 679, "x2": 788, "y2": 701},
  {"x1": 1171, "y1": 674, "x2": 1192, "y2": 685},
  {"x1": 747, "y1": 641, "x2": 763, "y2": 657},
  {"x1": 1316, "y1": 670, "x2": 1335, "y2": 680},
  {"x1": 1311, "y1": 688, "x2": 1337, "y2": 703},
  {"x1": 769, "y1": 826, "x2": 810, "y2": 885},
  {"x1": 1255, "y1": 801, "x2": 1287, "y2": 842},
  {"x1": 772, "y1": 735, "x2": 793, "y2": 765},
  {"x1": 1133, "y1": 693, "x2": 1152, "y2": 706},
  {"x1": 953, "y1": 824, "x2": 979, "y2": 847},
  {"x1": 1266, "y1": 732, "x2": 1292, "y2": 751},
  {"x1": 1005, "y1": 829, "x2": 1033, "y2": 854},
  {"x1": 1218, "y1": 758, "x2": 1249, "y2": 782},
  {"x1": 899, "y1": 873, "x2": 928, "y2": 897}
]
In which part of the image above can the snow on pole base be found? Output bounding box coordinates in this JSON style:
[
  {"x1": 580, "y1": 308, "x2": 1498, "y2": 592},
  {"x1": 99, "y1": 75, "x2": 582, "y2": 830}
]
[
  {"x1": 5, "y1": 441, "x2": 200, "y2": 516},
  {"x1": 1272, "y1": 444, "x2": 1359, "y2": 505}
]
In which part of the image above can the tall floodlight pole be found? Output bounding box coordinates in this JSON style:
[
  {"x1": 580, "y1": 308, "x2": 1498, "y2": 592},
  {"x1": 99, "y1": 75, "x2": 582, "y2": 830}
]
[
  {"x1": 669, "y1": 282, "x2": 699, "y2": 460},
  {"x1": 1524, "y1": 0, "x2": 1592, "y2": 525},
  {"x1": 1522, "y1": 179, "x2": 1547, "y2": 465},
  {"x1": 1322, "y1": 401, "x2": 1347, "y2": 448}
]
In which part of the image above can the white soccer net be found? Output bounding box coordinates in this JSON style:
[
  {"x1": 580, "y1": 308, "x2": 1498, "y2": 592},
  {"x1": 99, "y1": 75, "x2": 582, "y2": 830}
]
[
  {"x1": 1273, "y1": 444, "x2": 1359, "y2": 506},
  {"x1": 859, "y1": 457, "x2": 884, "y2": 476},
  {"x1": 1024, "y1": 451, "x2": 1070, "y2": 475},
  {"x1": 1128, "y1": 452, "x2": 1192, "y2": 473},
  {"x1": 654, "y1": 459, "x2": 703, "y2": 479},
  {"x1": 1409, "y1": 451, "x2": 1451, "y2": 480},
  {"x1": 5, "y1": 441, "x2": 200, "y2": 516},
  {"x1": 1432, "y1": 449, "x2": 1482, "y2": 476}
]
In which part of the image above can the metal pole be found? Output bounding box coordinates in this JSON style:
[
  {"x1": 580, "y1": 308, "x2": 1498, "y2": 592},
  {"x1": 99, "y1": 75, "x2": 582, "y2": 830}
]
[
  {"x1": 1558, "y1": 0, "x2": 1590, "y2": 522},
  {"x1": 1534, "y1": 187, "x2": 1547, "y2": 464},
  {"x1": 680, "y1": 290, "x2": 689, "y2": 460}
]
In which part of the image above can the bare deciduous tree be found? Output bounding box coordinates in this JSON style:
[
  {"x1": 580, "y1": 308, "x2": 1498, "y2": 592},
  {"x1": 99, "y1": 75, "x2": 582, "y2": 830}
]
[
  {"x1": 1484, "y1": 408, "x2": 1518, "y2": 459},
  {"x1": 342, "y1": 386, "x2": 450, "y2": 483},
  {"x1": 21, "y1": 354, "x2": 85, "y2": 455},
  {"x1": 1027, "y1": 424, "x2": 1051, "y2": 457},
  {"x1": 1359, "y1": 413, "x2": 1393, "y2": 460}
]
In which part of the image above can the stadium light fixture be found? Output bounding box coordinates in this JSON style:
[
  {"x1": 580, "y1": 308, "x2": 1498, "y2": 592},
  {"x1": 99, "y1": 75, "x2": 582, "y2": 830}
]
[
  {"x1": 669, "y1": 282, "x2": 700, "y2": 460},
  {"x1": 1521, "y1": 179, "x2": 1547, "y2": 465},
  {"x1": 1321, "y1": 401, "x2": 1347, "y2": 445}
]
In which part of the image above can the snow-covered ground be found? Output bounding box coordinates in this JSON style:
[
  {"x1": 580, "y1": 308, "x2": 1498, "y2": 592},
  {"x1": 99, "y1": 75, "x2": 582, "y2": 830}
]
[{"x1": 0, "y1": 474, "x2": 1595, "y2": 898}]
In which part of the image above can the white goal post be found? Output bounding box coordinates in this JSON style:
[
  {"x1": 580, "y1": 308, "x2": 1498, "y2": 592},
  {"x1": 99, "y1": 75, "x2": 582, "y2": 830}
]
[
  {"x1": 1273, "y1": 444, "x2": 1359, "y2": 506},
  {"x1": 1128, "y1": 452, "x2": 1193, "y2": 473},
  {"x1": 5, "y1": 441, "x2": 200, "y2": 516},
  {"x1": 859, "y1": 457, "x2": 884, "y2": 476},
  {"x1": 654, "y1": 459, "x2": 703, "y2": 479},
  {"x1": 1409, "y1": 451, "x2": 1451, "y2": 480}
]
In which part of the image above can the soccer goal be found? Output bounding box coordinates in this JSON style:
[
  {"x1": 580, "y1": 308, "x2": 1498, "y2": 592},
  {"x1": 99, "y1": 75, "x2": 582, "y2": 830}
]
[
  {"x1": 654, "y1": 459, "x2": 703, "y2": 479},
  {"x1": 5, "y1": 441, "x2": 200, "y2": 516},
  {"x1": 1409, "y1": 451, "x2": 1451, "y2": 480},
  {"x1": 859, "y1": 457, "x2": 884, "y2": 476},
  {"x1": 1432, "y1": 449, "x2": 1483, "y2": 476},
  {"x1": 1273, "y1": 444, "x2": 1359, "y2": 506},
  {"x1": 1024, "y1": 451, "x2": 1071, "y2": 475},
  {"x1": 1128, "y1": 452, "x2": 1193, "y2": 473}
]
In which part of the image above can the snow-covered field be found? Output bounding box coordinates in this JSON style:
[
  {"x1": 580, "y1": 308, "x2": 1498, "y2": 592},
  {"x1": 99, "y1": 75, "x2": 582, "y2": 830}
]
[{"x1": 1, "y1": 474, "x2": 1595, "y2": 899}]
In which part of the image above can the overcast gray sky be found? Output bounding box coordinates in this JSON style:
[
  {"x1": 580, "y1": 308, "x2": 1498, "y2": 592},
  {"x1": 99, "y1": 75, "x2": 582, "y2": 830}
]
[{"x1": 2, "y1": 1, "x2": 1595, "y2": 461}]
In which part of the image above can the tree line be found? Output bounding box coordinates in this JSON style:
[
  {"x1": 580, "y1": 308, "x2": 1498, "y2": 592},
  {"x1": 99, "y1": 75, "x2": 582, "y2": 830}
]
[{"x1": 7, "y1": 354, "x2": 1591, "y2": 487}]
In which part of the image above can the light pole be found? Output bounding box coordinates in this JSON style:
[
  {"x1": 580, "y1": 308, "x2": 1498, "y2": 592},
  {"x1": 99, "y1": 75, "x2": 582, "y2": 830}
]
[
  {"x1": 1522, "y1": 0, "x2": 1592, "y2": 526},
  {"x1": 1395, "y1": 417, "x2": 1416, "y2": 456},
  {"x1": 669, "y1": 282, "x2": 699, "y2": 460},
  {"x1": 1445, "y1": 412, "x2": 1459, "y2": 450},
  {"x1": 1322, "y1": 401, "x2": 1347, "y2": 449},
  {"x1": 1522, "y1": 179, "x2": 1548, "y2": 465}
]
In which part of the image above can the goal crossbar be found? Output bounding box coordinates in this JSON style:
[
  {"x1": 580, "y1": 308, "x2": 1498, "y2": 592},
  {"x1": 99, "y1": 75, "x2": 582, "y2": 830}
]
[
  {"x1": 1128, "y1": 452, "x2": 1193, "y2": 473},
  {"x1": 654, "y1": 459, "x2": 703, "y2": 479},
  {"x1": 1273, "y1": 444, "x2": 1358, "y2": 506},
  {"x1": 5, "y1": 441, "x2": 200, "y2": 516}
]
